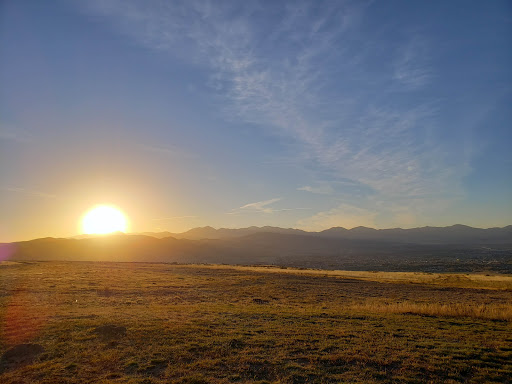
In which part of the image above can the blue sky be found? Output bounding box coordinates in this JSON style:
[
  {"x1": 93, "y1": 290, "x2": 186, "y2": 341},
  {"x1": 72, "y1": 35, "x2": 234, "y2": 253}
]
[{"x1": 1, "y1": 0, "x2": 511, "y2": 241}]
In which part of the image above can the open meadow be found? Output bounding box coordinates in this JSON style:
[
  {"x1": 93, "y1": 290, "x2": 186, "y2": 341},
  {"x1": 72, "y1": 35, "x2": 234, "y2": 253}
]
[{"x1": 1, "y1": 261, "x2": 511, "y2": 383}]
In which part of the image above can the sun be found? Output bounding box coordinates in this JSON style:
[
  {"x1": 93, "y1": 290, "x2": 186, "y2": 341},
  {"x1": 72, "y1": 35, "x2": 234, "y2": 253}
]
[{"x1": 81, "y1": 205, "x2": 128, "y2": 235}]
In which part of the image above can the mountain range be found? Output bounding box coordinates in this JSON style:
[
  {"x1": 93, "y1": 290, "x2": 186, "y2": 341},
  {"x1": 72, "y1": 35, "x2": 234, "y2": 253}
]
[
  {"x1": 2, "y1": 225, "x2": 511, "y2": 273},
  {"x1": 139, "y1": 224, "x2": 512, "y2": 244}
]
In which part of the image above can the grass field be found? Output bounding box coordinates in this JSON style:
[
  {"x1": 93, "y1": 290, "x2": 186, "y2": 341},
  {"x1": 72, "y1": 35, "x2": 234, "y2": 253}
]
[{"x1": 1, "y1": 261, "x2": 511, "y2": 383}]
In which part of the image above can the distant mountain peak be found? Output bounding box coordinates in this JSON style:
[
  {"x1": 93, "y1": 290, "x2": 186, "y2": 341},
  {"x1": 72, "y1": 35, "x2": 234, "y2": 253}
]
[
  {"x1": 350, "y1": 226, "x2": 377, "y2": 232},
  {"x1": 196, "y1": 226, "x2": 216, "y2": 230},
  {"x1": 448, "y1": 224, "x2": 473, "y2": 229},
  {"x1": 320, "y1": 226, "x2": 348, "y2": 232}
]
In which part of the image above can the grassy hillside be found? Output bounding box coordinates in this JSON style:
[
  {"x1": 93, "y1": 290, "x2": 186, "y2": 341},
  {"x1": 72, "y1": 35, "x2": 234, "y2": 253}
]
[{"x1": 1, "y1": 262, "x2": 511, "y2": 383}]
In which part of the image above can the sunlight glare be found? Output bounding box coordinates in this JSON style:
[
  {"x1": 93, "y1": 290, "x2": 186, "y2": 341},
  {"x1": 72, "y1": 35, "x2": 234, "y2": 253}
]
[{"x1": 81, "y1": 205, "x2": 128, "y2": 235}]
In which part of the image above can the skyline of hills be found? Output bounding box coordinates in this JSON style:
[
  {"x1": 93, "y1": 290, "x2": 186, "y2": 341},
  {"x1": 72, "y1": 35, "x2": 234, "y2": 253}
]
[
  {"x1": 139, "y1": 224, "x2": 512, "y2": 245},
  {"x1": 3, "y1": 224, "x2": 511, "y2": 274}
]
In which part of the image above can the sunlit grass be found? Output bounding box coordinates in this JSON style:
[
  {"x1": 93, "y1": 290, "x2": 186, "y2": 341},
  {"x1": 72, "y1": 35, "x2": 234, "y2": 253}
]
[
  {"x1": 1, "y1": 262, "x2": 511, "y2": 383},
  {"x1": 225, "y1": 265, "x2": 512, "y2": 290},
  {"x1": 352, "y1": 301, "x2": 512, "y2": 321}
]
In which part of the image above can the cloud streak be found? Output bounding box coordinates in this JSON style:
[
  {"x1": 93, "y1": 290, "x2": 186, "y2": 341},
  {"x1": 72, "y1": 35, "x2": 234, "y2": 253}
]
[
  {"x1": 393, "y1": 36, "x2": 431, "y2": 89},
  {"x1": 231, "y1": 198, "x2": 281, "y2": 214},
  {"x1": 298, "y1": 185, "x2": 334, "y2": 195},
  {"x1": 1, "y1": 187, "x2": 57, "y2": 199},
  {"x1": 141, "y1": 144, "x2": 198, "y2": 159},
  {"x1": 229, "y1": 198, "x2": 310, "y2": 215}
]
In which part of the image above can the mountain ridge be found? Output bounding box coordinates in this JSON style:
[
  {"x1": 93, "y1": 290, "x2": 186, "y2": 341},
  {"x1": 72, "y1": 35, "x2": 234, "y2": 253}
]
[
  {"x1": 2, "y1": 224, "x2": 511, "y2": 273},
  {"x1": 136, "y1": 224, "x2": 512, "y2": 244}
]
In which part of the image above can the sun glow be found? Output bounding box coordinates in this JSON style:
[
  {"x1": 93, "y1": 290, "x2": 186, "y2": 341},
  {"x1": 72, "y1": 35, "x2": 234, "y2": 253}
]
[{"x1": 81, "y1": 205, "x2": 128, "y2": 235}]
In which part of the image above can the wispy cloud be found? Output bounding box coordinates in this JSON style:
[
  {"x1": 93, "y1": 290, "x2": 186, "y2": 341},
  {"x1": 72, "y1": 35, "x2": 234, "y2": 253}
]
[
  {"x1": 1, "y1": 187, "x2": 57, "y2": 199},
  {"x1": 81, "y1": 1, "x2": 470, "y2": 223},
  {"x1": 298, "y1": 184, "x2": 334, "y2": 195},
  {"x1": 141, "y1": 144, "x2": 197, "y2": 159},
  {"x1": 231, "y1": 198, "x2": 282, "y2": 214},
  {"x1": 393, "y1": 36, "x2": 431, "y2": 89},
  {"x1": 229, "y1": 197, "x2": 310, "y2": 215},
  {"x1": 273, "y1": 208, "x2": 312, "y2": 213}
]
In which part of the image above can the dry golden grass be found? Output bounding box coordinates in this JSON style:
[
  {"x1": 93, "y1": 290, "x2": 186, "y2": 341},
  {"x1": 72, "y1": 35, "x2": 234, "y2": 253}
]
[
  {"x1": 352, "y1": 301, "x2": 512, "y2": 321},
  {"x1": 224, "y1": 265, "x2": 512, "y2": 290},
  {"x1": 1, "y1": 262, "x2": 511, "y2": 383}
]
